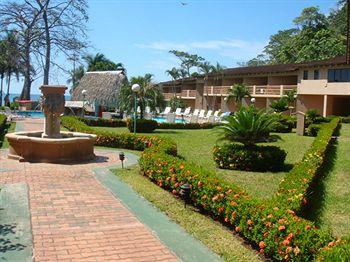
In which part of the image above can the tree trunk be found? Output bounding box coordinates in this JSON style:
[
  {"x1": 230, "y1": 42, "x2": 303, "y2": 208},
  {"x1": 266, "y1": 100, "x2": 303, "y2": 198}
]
[
  {"x1": 6, "y1": 73, "x2": 11, "y2": 96},
  {"x1": 0, "y1": 75, "x2": 4, "y2": 106},
  {"x1": 20, "y1": 37, "x2": 32, "y2": 100},
  {"x1": 42, "y1": 4, "x2": 50, "y2": 85}
]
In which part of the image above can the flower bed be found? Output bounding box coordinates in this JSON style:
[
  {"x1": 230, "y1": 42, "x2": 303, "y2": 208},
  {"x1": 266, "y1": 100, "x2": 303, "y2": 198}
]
[
  {"x1": 274, "y1": 118, "x2": 340, "y2": 212},
  {"x1": 61, "y1": 116, "x2": 346, "y2": 261},
  {"x1": 213, "y1": 144, "x2": 286, "y2": 172}
]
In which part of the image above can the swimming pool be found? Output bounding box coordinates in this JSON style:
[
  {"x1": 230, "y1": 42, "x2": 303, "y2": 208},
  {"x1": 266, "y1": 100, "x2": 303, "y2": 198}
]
[
  {"x1": 152, "y1": 116, "x2": 187, "y2": 123},
  {"x1": 17, "y1": 111, "x2": 45, "y2": 118}
]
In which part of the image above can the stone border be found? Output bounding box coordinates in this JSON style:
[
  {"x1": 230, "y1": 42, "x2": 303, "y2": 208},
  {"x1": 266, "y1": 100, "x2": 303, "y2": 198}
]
[
  {"x1": 93, "y1": 150, "x2": 221, "y2": 262},
  {"x1": 0, "y1": 183, "x2": 33, "y2": 261}
]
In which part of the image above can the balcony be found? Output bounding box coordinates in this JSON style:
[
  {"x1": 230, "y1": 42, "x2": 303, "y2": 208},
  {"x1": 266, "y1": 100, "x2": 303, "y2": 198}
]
[
  {"x1": 204, "y1": 85, "x2": 297, "y2": 97},
  {"x1": 163, "y1": 90, "x2": 196, "y2": 100}
]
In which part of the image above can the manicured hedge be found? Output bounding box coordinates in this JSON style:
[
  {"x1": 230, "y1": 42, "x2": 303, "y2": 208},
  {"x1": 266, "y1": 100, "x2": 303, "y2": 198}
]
[
  {"x1": 271, "y1": 115, "x2": 295, "y2": 133},
  {"x1": 78, "y1": 117, "x2": 126, "y2": 127},
  {"x1": 213, "y1": 144, "x2": 286, "y2": 172},
  {"x1": 126, "y1": 119, "x2": 158, "y2": 133},
  {"x1": 306, "y1": 123, "x2": 322, "y2": 137},
  {"x1": 274, "y1": 118, "x2": 340, "y2": 212},
  {"x1": 61, "y1": 115, "x2": 345, "y2": 261},
  {"x1": 157, "y1": 122, "x2": 220, "y2": 129}
]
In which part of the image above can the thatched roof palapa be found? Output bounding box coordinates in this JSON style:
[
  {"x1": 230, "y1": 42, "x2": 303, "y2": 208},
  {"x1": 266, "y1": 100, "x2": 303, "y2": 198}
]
[{"x1": 72, "y1": 71, "x2": 125, "y2": 107}]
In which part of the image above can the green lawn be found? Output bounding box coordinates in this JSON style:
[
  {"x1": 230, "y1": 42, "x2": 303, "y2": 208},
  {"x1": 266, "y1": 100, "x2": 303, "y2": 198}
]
[
  {"x1": 92, "y1": 126, "x2": 314, "y2": 198},
  {"x1": 114, "y1": 165, "x2": 262, "y2": 262},
  {"x1": 318, "y1": 124, "x2": 350, "y2": 237}
]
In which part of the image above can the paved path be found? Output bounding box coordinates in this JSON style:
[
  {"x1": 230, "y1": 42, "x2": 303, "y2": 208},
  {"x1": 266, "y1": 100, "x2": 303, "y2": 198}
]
[{"x1": 0, "y1": 119, "x2": 177, "y2": 261}]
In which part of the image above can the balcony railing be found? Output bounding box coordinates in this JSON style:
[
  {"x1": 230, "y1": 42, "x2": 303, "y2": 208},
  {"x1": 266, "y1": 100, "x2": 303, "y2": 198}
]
[
  {"x1": 163, "y1": 90, "x2": 196, "y2": 100},
  {"x1": 204, "y1": 85, "x2": 297, "y2": 97}
]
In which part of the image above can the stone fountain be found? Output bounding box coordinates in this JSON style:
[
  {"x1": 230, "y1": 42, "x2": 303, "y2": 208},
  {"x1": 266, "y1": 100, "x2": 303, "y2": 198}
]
[{"x1": 6, "y1": 85, "x2": 96, "y2": 163}]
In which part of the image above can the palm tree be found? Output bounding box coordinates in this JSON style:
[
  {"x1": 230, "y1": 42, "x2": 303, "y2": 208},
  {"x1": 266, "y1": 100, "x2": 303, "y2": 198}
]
[
  {"x1": 199, "y1": 61, "x2": 214, "y2": 110},
  {"x1": 0, "y1": 39, "x2": 6, "y2": 107},
  {"x1": 3, "y1": 32, "x2": 21, "y2": 106},
  {"x1": 215, "y1": 106, "x2": 279, "y2": 147},
  {"x1": 165, "y1": 67, "x2": 180, "y2": 96},
  {"x1": 226, "y1": 83, "x2": 251, "y2": 109},
  {"x1": 67, "y1": 65, "x2": 85, "y2": 94},
  {"x1": 118, "y1": 74, "x2": 166, "y2": 119},
  {"x1": 84, "y1": 53, "x2": 124, "y2": 72}
]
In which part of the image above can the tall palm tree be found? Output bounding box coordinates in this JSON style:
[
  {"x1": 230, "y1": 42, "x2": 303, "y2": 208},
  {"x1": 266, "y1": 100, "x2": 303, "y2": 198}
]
[
  {"x1": 3, "y1": 32, "x2": 21, "y2": 106},
  {"x1": 0, "y1": 39, "x2": 6, "y2": 107},
  {"x1": 165, "y1": 67, "x2": 180, "y2": 96},
  {"x1": 67, "y1": 65, "x2": 85, "y2": 94},
  {"x1": 84, "y1": 53, "x2": 125, "y2": 72},
  {"x1": 118, "y1": 74, "x2": 165, "y2": 119},
  {"x1": 199, "y1": 61, "x2": 214, "y2": 110},
  {"x1": 226, "y1": 83, "x2": 251, "y2": 109}
]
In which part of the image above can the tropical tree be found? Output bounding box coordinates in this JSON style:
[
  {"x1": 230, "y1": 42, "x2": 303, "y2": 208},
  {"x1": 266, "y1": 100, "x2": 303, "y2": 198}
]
[
  {"x1": 118, "y1": 74, "x2": 166, "y2": 119},
  {"x1": 215, "y1": 106, "x2": 279, "y2": 147},
  {"x1": 165, "y1": 67, "x2": 180, "y2": 95},
  {"x1": 169, "y1": 96, "x2": 185, "y2": 112},
  {"x1": 84, "y1": 53, "x2": 124, "y2": 72},
  {"x1": 270, "y1": 98, "x2": 289, "y2": 113},
  {"x1": 67, "y1": 65, "x2": 85, "y2": 94},
  {"x1": 169, "y1": 50, "x2": 204, "y2": 76},
  {"x1": 226, "y1": 83, "x2": 251, "y2": 108},
  {"x1": 285, "y1": 89, "x2": 297, "y2": 114}
]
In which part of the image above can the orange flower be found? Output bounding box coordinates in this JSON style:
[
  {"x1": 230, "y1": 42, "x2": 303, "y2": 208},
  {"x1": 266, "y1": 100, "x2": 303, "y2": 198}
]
[
  {"x1": 278, "y1": 225, "x2": 285, "y2": 231},
  {"x1": 286, "y1": 246, "x2": 292, "y2": 253},
  {"x1": 293, "y1": 247, "x2": 300, "y2": 255},
  {"x1": 234, "y1": 194, "x2": 240, "y2": 198},
  {"x1": 235, "y1": 226, "x2": 241, "y2": 232},
  {"x1": 259, "y1": 241, "x2": 266, "y2": 249},
  {"x1": 265, "y1": 221, "x2": 272, "y2": 228},
  {"x1": 197, "y1": 181, "x2": 203, "y2": 187},
  {"x1": 273, "y1": 207, "x2": 279, "y2": 211},
  {"x1": 224, "y1": 217, "x2": 230, "y2": 223},
  {"x1": 263, "y1": 232, "x2": 269, "y2": 237},
  {"x1": 282, "y1": 239, "x2": 290, "y2": 246},
  {"x1": 267, "y1": 214, "x2": 273, "y2": 219},
  {"x1": 230, "y1": 201, "x2": 237, "y2": 207},
  {"x1": 278, "y1": 218, "x2": 285, "y2": 224},
  {"x1": 328, "y1": 241, "x2": 335, "y2": 247},
  {"x1": 218, "y1": 207, "x2": 224, "y2": 213},
  {"x1": 172, "y1": 189, "x2": 177, "y2": 195},
  {"x1": 287, "y1": 233, "x2": 294, "y2": 240},
  {"x1": 179, "y1": 163, "x2": 185, "y2": 169},
  {"x1": 305, "y1": 225, "x2": 312, "y2": 230},
  {"x1": 247, "y1": 219, "x2": 253, "y2": 226}
]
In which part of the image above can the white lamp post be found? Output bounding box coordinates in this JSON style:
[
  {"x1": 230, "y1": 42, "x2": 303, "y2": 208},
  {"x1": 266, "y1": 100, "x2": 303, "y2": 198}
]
[
  {"x1": 82, "y1": 89, "x2": 87, "y2": 116},
  {"x1": 131, "y1": 84, "x2": 141, "y2": 135},
  {"x1": 250, "y1": 97, "x2": 256, "y2": 107}
]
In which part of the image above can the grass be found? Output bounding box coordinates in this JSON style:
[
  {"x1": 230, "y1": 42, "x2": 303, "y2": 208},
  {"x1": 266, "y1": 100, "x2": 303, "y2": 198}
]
[
  {"x1": 114, "y1": 165, "x2": 262, "y2": 262},
  {"x1": 317, "y1": 124, "x2": 350, "y2": 237},
  {"x1": 1, "y1": 122, "x2": 16, "y2": 149},
  {"x1": 93, "y1": 126, "x2": 314, "y2": 199}
]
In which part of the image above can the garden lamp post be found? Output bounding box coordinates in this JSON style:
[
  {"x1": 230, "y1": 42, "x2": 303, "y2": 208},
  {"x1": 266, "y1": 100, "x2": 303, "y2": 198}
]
[
  {"x1": 131, "y1": 84, "x2": 140, "y2": 135},
  {"x1": 250, "y1": 97, "x2": 256, "y2": 107},
  {"x1": 82, "y1": 89, "x2": 87, "y2": 116}
]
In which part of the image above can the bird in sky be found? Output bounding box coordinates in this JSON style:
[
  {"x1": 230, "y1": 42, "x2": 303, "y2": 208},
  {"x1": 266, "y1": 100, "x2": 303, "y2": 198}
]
[{"x1": 180, "y1": 2, "x2": 188, "y2": 6}]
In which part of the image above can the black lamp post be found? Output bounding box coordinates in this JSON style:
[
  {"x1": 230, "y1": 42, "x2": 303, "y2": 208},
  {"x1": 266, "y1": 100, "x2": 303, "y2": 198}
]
[
  {"x1": 119, "y1": 152, "x2": 125, "y2": 169},
  {"x1": 179, "y1": 183, "x2": 191, "y2": 208}
]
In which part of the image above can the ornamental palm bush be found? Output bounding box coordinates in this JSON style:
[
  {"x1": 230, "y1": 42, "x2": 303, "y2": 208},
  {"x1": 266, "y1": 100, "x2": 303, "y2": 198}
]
[
  {"x1": 213, "y1": 106, "x2": 286, "y2": 171},
  {"x1": 215, "y1": 106, "x2": 279, "y2": 147}
]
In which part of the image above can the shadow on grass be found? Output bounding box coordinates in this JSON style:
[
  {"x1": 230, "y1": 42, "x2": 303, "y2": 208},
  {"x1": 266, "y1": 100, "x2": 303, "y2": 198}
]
[{"x1": 300, "y1": 138, "x2": 338, "y2": 223}]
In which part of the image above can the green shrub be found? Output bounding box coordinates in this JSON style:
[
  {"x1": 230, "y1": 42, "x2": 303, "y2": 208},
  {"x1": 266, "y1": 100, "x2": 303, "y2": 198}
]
[
  {"x1": 0, "y1": 114, "x2": 7, "y2": 146},
  {"x1": 317, "y1": 237, "x2": 350, "y2": 261},
  {"x1": 126, "y1": 118, "x2": 158, "y2": 133},
  {"x1": 274, "y1": 118, "x2": 340, "y2": 212},
  {"x1": 306, "y1": 109, "x2": 321, "y2": 123},
  {"x1": 62, "y1": 115, "x2": 343, "y2": 261},
  {"x1": 271, "y1": 115, "x2": 295, "y2": 133},
  {"x1": 78, "y1": 117, "x2": 126, "y2": 127},
  {"x1": 270, "y1": 98, "x2": 289, "y2": 113},
  {"x1": 307, "y1": 123, "x2": 322, "y2": 136},
  {"x1": 157, "y1": 122, "x2": 219, "y2": 129},
  {"x1": 213, "y1": 144, "x2": 286, "y2": 172}
]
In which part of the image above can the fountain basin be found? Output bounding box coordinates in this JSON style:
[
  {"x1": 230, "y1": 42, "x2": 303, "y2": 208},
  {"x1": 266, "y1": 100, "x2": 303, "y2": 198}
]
[{"x1": 6, "y1": 131, "x2": 96, "y2": 163}]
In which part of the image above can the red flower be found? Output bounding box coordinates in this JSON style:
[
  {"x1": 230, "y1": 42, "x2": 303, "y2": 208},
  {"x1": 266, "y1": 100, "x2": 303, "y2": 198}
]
[
  {"x1": 235, "y1": 226, "x2": 241, "y2": 232},
  {"x1": 197, "y1": 181, "x2": 203, "y2": 187},
  {"x1": 259, "y1": 241, "x2": 266, "y2": 249},
  {"x1": 282, "y1": 239, "x2": 290, "y2": 246},
  {"x1": 278, "y1": 225, "x2": 286, "y2": 231},
  {"x1": 224, "y1": 217, "x2": 230, "y2": 223}
]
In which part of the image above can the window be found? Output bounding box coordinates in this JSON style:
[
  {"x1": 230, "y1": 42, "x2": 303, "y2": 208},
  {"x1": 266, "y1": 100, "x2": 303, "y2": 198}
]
[
  {"x1": 303, "y1": 70, "x2": 308, "y2": 80},
  {"x1": 314, "y1": 70, "x2": 319, "y2": 80},
  {"x1": 328, "y1": 68, "x2": 350, "y2": 82}
]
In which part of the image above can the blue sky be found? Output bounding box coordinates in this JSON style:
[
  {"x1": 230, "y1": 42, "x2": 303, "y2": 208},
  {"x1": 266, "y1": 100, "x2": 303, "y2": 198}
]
[{"x1": 11, "y1": 0, "x2": 338, "y2": 95}]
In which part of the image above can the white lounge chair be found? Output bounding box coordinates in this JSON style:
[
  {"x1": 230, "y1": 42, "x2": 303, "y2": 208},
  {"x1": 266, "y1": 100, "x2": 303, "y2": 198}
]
[
  {"x1": 4, "y1": 107, "x2": 13, "y2": 121},
  {"x1": 198, "y1": 109, "x2": 206, "y2": 119},
  {"x1": 189, "y1": 114, "x2": 198, "y2": 123},
  {"x1": 213, "y1": 110, "x2": 221, "y2": 122},
  {"x1": 174, "y1": 108, "x2": 182, "y2": 115},
  {"x1": 161, "y1": 106, "x2": 171, "y2": 116},
  {"x1": 183, "y1": 107, "x2": 191, "y2": 116},
  {"x1": 192, "y1": 109, "x2": 199, "y2": 116}
]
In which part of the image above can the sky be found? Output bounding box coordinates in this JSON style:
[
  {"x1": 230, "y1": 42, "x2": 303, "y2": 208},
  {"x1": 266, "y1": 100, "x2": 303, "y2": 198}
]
[{"x1": 10, "y1": 0, "x2": 338, "y2": 95}]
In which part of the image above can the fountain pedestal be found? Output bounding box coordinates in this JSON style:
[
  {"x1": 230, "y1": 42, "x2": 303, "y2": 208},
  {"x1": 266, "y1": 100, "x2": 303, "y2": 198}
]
[{"x1": 5, "y1": 85, "x2": 96, "y2": 163}]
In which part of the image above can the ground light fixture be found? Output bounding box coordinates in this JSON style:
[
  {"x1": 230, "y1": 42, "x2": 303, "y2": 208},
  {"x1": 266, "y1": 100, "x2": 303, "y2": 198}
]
[
  {"x1": 131, "y1": 84, "x2": 141, "y2": 135},
  {"x1": 119, "y1": 152, "x2": 125, "y2": 169},
  {"x1": 179, "y1": 183, "x2": 191, "y2": 208}
]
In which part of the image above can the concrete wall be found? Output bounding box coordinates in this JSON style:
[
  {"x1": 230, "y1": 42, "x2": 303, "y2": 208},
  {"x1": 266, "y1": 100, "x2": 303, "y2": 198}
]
[{"x1": 297, "y1": 95, "x2": 324, "y2": 115}]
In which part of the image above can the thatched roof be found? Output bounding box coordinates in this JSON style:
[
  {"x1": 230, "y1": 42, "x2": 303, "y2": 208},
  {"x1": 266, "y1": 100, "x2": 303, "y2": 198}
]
[{"x1": 72, "y1": 71, "x2": 125, "y2": 106}]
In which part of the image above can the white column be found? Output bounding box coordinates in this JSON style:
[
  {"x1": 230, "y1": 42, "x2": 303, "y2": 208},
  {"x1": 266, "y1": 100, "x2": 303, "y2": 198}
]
[{"x1": 323, "y1": 95, "x2": 328, "y2": 117}]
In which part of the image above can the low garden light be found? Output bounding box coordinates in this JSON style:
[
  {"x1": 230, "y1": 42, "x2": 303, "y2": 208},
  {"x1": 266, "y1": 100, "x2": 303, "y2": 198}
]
[
  {"x1": 131, "y1": 84, "x2": 141, "y2": 135},
  {"x1": 250, "y1": 97, "x2": 256, "y2": 104},
  {"x1": 119, "y1": 152, "x2": 125, "y2": 169},
  {"x1": 179, "y1": 183, "x2": 191, "y2": 208}
]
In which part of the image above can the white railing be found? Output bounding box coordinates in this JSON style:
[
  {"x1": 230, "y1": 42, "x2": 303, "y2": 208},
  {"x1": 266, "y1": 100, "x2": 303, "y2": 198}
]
[{"x1": 204, "y1": 85, "x2": 297, "y2": 97}]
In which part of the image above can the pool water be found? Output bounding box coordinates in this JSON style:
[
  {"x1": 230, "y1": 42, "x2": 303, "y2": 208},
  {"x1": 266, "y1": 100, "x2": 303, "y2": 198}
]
[
  {"x1": 152, "y1": 116, "x2": 187, "y2": 123},
  {"x1": 17, "y1": 111, "x2": 45, "y2": 118}
]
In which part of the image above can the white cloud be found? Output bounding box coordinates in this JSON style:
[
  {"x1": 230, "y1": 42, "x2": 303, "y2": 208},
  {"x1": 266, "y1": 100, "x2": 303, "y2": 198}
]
[{"x1": 135, "y1": 39, "x2": 266, "y2": 60}]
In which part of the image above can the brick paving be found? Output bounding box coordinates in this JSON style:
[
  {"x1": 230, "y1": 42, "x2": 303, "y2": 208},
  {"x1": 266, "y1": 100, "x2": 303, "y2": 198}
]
[{"x1": 0, "y1": 119, "x2": 177, "y2": 261}]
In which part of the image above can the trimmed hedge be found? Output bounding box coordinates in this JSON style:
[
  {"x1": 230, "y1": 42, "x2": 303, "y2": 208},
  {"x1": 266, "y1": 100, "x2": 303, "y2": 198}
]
[
  {"x1": 213, "y1": 144, "x2": 286, "y2": 172},
  {"x1": 157, "y1": 122, "x2": 220, "y2": 129},
  {"x1": 126, "y1": 119, "x2": 158, "y2": 133},
  {"x1": 61, "y1": 115, "x2": 345, "y2": 261},
  {"x1": 271, "y1": 115, "x2": 295, "y2": 133},
  {"x1": 274, "y1": 118, "x2": 340, "y2": 212},
  {"x1": 78, "y1": 117, "x2": 126, "y2": 127},
  {"x1": 307, "y1": 123, "x2": 322, "y2": 137}
]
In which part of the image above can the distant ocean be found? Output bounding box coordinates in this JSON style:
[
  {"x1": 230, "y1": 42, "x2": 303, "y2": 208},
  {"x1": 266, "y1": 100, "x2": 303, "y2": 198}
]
[{"x1": 1, "y1": 93, "x2": 71, "y2": 105}]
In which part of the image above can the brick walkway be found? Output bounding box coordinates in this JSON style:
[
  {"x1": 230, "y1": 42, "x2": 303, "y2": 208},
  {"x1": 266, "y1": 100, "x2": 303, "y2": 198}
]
[{"x1": 0, "y1": 119, "x2": 177, "y2": 261}]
